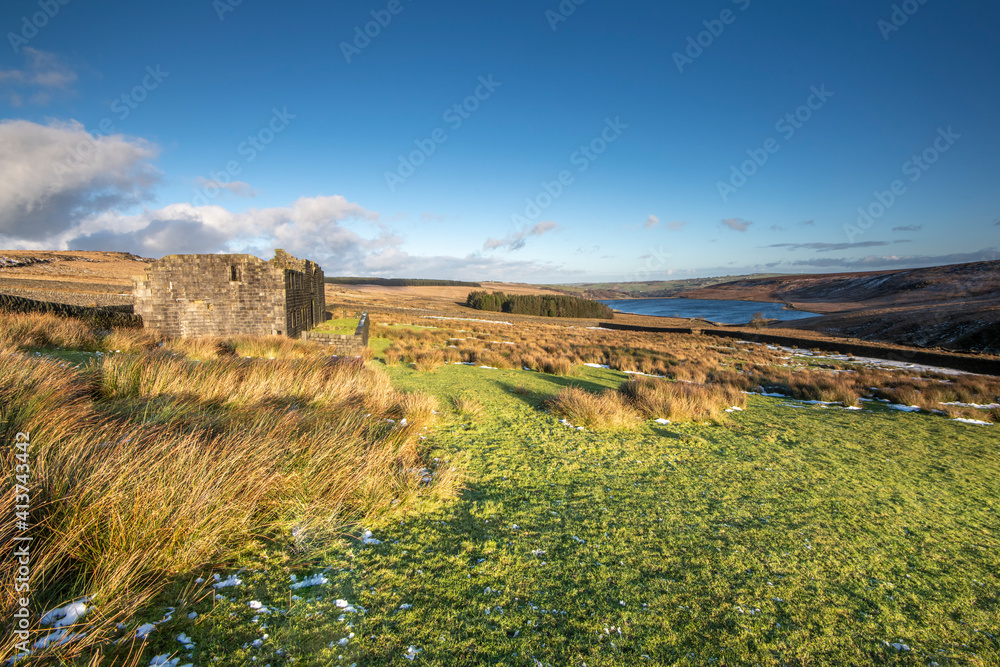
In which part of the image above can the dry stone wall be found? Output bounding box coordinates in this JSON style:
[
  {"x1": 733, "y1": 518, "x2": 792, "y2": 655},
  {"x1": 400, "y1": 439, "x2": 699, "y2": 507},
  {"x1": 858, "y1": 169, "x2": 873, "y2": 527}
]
[
  {"x1": 0, "y1": 293, "x2": 141, "y2": 328},
  {"x1": 301, "y1": 312, "x2": 370, "y2": 356}
]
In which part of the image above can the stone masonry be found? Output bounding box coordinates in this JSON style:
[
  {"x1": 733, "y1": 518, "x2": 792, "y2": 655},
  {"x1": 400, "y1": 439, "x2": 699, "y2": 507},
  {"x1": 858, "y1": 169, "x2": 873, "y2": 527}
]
[
  {"x1": 133, "y1": 250, "x2": 325, "y2": 338},
  {"x1": 300, "y1": 312, "x2": 370, "y2": 355}
]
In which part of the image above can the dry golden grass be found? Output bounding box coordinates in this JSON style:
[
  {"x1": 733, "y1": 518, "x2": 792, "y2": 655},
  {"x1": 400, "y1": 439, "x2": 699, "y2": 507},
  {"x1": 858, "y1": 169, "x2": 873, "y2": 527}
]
[
  {"x1": 618, "y1": 376, "x2": 746, "y2": 422},
  {"x1": 413, "y1": 349, "x2": 445, "y2": 372},
  {"x1": 372, "y1": 311, "x2": 1000, "y2": 422},
  {"x1": 541, "y1": 356, "x2": 576, "y2": 376},
  {"x1": 546, "y1": 387, "x2": 640, "y2": 430},
  {"x1": 228, "y1": 334, "x2": 320, "y2": 360},
  {"x1": 0, "y1": 318, "x2": 455, "y2": 661},
  {"x1": 0, "y1": 311, "x2": 101, "y2": 350},
  {"x1": 395, "y1": 391, "x2": 439, "y2": 423},
  {"x1": 451, "y1": 395, "x2": 485, "y2": 421}
]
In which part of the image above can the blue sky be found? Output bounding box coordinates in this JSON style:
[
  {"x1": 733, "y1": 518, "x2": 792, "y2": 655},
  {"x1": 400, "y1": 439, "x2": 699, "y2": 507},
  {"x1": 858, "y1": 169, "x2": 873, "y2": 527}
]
[{"x1": 0, "y1": 0, "x2": 997, "y2": 281}]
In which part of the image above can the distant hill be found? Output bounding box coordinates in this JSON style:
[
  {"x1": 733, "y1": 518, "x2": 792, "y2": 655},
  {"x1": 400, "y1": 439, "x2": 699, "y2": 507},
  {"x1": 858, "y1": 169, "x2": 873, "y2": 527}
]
[
  {"x1": 683, "y1": 261, "x2": 1000, "y2": 306},
  {"x1": 544, "y1": 274, "x2": 786, "y2": 300},
  {"x1": 683, "y1": 260, "x2": 1000, "y2": 354}
]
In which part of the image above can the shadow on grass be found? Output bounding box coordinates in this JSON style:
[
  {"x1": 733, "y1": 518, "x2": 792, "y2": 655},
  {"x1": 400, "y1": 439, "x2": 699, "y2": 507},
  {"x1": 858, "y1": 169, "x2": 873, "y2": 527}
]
[{"x1": 496, "y1": 373, "x2": 612, "y2": 407}]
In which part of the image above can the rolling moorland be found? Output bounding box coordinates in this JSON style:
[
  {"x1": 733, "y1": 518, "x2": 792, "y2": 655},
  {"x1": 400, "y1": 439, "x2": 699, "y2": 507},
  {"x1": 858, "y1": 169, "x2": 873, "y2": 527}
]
[
  {"x1": 1, "y1": 251, "x2": 999, "y2": 666},
  {"x1": 551, "y1": 260, "x2": 1000, "y2": 354}
]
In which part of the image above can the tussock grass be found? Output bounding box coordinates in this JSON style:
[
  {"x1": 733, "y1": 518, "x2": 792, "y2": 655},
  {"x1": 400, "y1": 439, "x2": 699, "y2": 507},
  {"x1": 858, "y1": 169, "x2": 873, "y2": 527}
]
[
  {"x1": 547, "y1": 386, "x2": 640, "y2": 430},
  {"x1": 370, "y1": 312, "x2": 1000, "y2": 420},
  {"x1": 750, "y1": 367, "x2": 862, "y2": 406},
  {"x1": 541, "y1": 356, "x2": 576, "y2": 376},
  {"x1": 227, "y1": 334, "x2": 319, "y2": 360},
  {"x1": 395, "y1": 391, "x2": 439, "y2": 423},
  {"x1": 413, "y1": 349, "x2": 445, "y2": 372},
  {"x1": 619, "y1": 376, "x2": 746, "y2": 422},
  {"x1": 0, "y1": 327, "x2": 452, "y2": 661},
  {"x1": 451, "y1": 395, "x2": 485, "y2": 421},
  {"x1": 0, "y1": 311, "x2": 101, "y2": 350}
]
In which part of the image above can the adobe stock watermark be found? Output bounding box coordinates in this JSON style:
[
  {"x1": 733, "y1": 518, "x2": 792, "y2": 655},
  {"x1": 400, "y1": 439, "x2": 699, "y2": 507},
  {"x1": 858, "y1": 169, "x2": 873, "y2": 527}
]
[
  {"x1": 510, "y1": 117, "x2": 627, "y2": 226},
  {"x1": 673, "y1": 0, "x2": 752, "y2": 74},
  {"x1": 717, "y1": 84, "x2": 833, "y2": 202},
  {"x1": 546, "y1": 0, "x2": 586, "y2": 31},
  {"x1": 844, "y1": 126, "x2": 959, "y2": 242},
  {"x1": 11, "y1": 432, "x2": 32, "y2": 657},
  {"x1": 213, "y1": 0, "x2": 244, "y2": 21},
  {"x1": 191, "y1": 107, "x2": 296, "y2": 206},
  {"x1": 7, "y1": 0, "x2": 70, "y2": 54},
  {"x1": 52, "y1": 65, "x2": 169, "y2": 184},
  {"x1": 877, "y1": 0, "x2": 930, "y2": 41},
  {"x1": 384, "y1": 75, "x2": 501, "y2": 192},
  {"x1": 340, "y1": 0, "x2": 411, "y2": 64},
  {"x1": 625, "y1": 247, "x2": 671, "y2": 283}
]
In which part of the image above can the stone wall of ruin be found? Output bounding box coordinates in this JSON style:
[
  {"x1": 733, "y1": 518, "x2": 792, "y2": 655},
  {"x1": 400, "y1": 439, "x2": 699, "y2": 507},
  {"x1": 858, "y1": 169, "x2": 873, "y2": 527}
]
[{"x1": 134, "y1": 254, "x2": 287, "y2": 338}]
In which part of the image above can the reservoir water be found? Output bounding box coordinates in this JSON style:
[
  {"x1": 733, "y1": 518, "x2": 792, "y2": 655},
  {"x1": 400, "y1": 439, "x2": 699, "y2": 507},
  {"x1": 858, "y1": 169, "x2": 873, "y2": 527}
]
[{"x1": 600, "y1": 298, "x2": 820, "y2": 325}]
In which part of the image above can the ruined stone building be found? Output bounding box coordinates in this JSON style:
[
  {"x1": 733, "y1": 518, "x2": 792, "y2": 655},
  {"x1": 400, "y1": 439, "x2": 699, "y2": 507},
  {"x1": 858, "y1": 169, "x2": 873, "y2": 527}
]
[{"x1": 133, "y1": 250, "x2": 325, "y2": 338}]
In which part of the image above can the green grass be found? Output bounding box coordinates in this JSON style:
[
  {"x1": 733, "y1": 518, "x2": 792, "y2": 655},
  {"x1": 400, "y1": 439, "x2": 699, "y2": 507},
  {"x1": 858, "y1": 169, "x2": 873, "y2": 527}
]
[
  {"x1": 171, "y1": 363, "x2": 1000, "y2": 666},
  {"x1": 312, "y1": 317, "x2": 362, "y2": 335}
]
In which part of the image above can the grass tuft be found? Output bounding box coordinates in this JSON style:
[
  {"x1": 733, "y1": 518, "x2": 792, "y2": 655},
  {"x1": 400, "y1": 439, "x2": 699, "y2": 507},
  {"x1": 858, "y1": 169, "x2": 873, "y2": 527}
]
[
  {"x1": 546, "y1": 386, "x2": 640, "y2": 430},
  {"x1": 451, "y1": 395, "x2": 485, "y2": 421},
  {"x1": 619, "y1": 376, "x2": 746, "y2": 422}
]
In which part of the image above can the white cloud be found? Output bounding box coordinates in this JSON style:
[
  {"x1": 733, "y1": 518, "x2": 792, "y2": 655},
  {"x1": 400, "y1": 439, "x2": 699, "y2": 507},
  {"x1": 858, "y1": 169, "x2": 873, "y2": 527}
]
[
  {"x1": 71, "y1": 196, "x2": 384, "y2": 261},
  {"x1": 196, "y1": 177, "x2": 257, "y2": 198},
  {"x1": 484, "y1": 221, "x2": 560, "y2": 251},
  {"x1": 0, "y1": 118, "x2": 159, "y2": 244},
  {"x1": 352, "y1": 247, "x2": 566, "y2": 281},
  {"x1": 721, "y1": 217, "x2": 753, "y2": 232},
  {"x1": 68, "y1": 201, "x2": 566, "y2": 279},
  {"x1": 644, "y1": 215, "x2": 660, "y2": 229},
  {"x1": 0, "y1": 117, "x2": 567, "y2": 278},
  {"x1": 0, "y1": 48, "x2": 78, "y2": 105}
]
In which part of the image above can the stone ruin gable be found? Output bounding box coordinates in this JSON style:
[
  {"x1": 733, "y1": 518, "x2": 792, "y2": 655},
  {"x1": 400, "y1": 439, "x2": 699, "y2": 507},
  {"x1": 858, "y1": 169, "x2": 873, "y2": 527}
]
[
  {"x1": 133, "y1": 251, "x2": 326, "y2": 339},
  {"x1": 269, "y1": 249, "x2": 326, "y2": 339}
]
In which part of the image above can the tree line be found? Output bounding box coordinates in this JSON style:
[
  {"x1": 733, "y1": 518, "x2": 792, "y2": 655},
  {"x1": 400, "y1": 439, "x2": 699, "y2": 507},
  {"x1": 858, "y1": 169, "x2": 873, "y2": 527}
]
[{"x1": 465, "y1": 291, "x2": 614, "y2": 319}]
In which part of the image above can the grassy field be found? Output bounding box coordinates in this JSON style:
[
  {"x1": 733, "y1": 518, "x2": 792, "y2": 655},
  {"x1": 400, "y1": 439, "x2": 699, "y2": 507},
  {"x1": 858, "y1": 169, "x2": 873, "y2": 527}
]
[
  {"x1": 3, "y1": 311, "x2": 999, "y2": 665},
  {"x1": 0, "y1": 313, "x2": 454, "y2": 663},
  {"x1": 157, "y1": 362, "x2": 998, "y2": 666},
  {"x1": 313, "y1": 317, "x2": 363, "y2": 335}
]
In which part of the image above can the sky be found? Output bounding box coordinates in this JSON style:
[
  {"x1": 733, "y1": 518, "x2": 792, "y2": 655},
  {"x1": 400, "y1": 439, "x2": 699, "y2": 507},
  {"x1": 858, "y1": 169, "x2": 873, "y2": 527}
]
[{"x1": 0, "y1": 0, "x2": 997, "y2": 282}]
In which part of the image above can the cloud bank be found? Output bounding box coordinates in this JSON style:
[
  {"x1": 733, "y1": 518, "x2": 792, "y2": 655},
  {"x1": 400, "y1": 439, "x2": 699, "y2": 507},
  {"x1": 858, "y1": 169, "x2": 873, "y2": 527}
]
[
  {"x1": 0, "y1": 118, "x2": 567, "y2": 280},
  {"x1": 764, "y1": 241, "x2": 910, "y2": 253},
  {"x1": 484, "y1": 221, "x2": 559, "y2": 251},
  {"x1": 0, "y1": 118, "x2": 160, "y2": 245}
]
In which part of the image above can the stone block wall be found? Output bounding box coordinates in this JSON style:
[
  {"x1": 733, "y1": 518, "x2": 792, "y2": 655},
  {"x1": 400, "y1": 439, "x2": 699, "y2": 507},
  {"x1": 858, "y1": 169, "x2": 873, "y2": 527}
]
[
  {"x1": 133, "y1": 252, "x2": 325, "y2": 339},
  {"x1": 301, "y1": 312, "x2": 369, "y2": 356},
  {"x1": 0, "y1": 293, "x2": 142, "y2": 328},
  {"x1": 270, "y1": 249, "x2": 326, "y2": 339}
]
